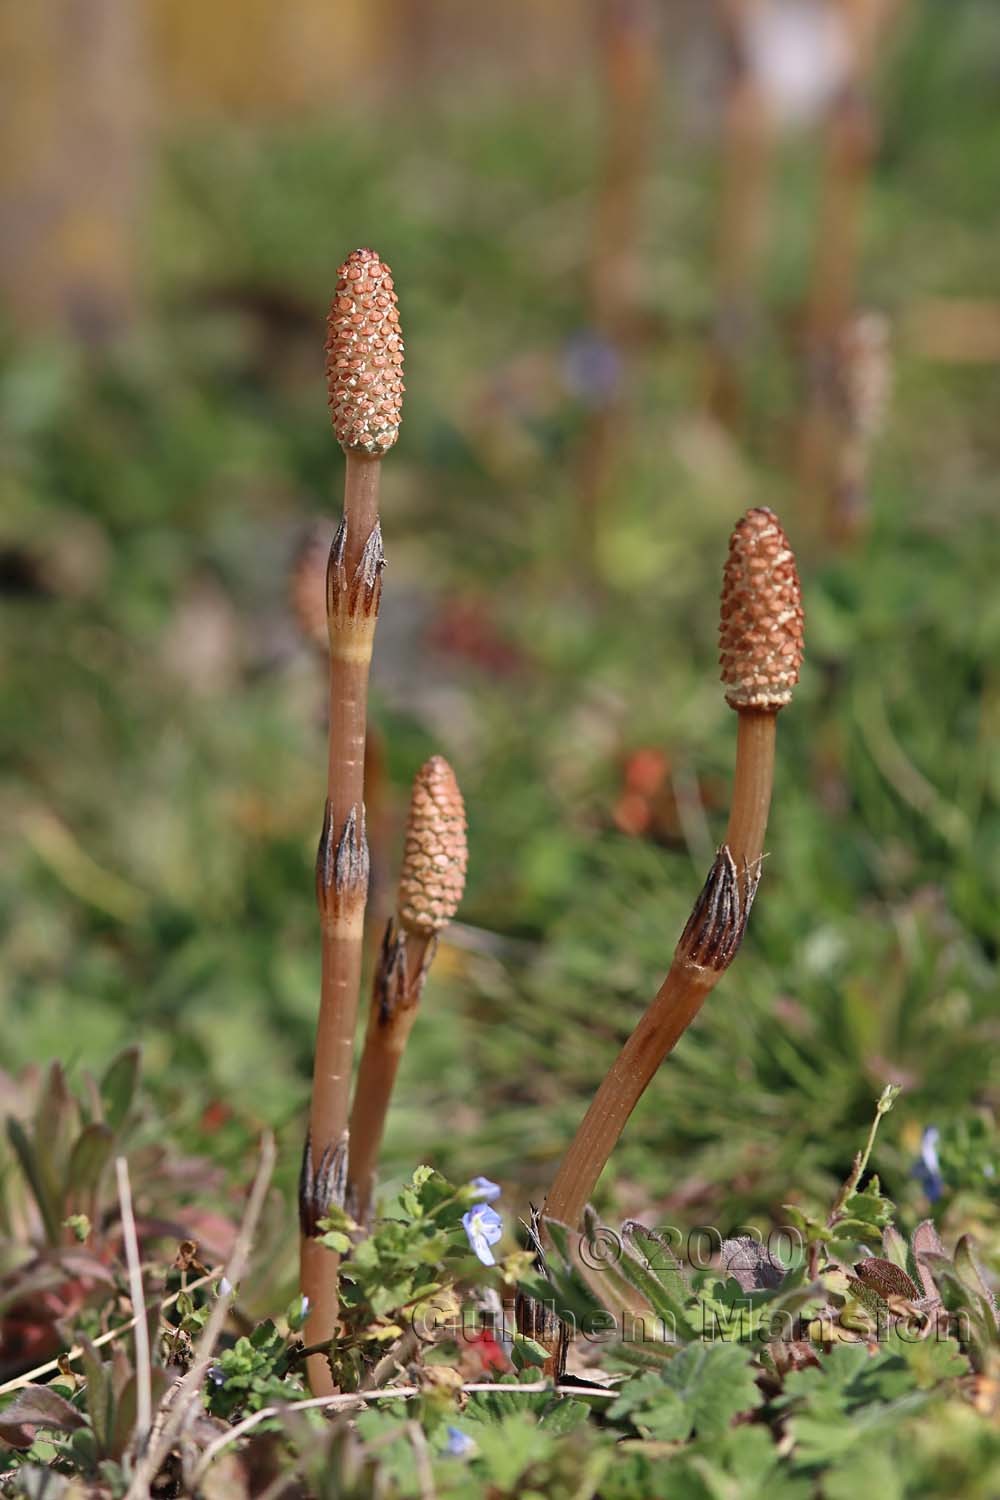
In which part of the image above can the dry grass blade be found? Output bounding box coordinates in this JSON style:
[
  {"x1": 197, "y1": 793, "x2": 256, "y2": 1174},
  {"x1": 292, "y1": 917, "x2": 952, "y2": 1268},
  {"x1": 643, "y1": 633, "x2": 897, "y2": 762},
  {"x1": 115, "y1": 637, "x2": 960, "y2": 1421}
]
[
  {"x1": 115, "y1": 1156, "x2": 152, "y2": 1453},
  {"x1": 124, "y1": 1131, "x2": 276, "y2": 1500},
  {"x1": 406, "y1": 1419, "x2": 436, "y2": 1500}
]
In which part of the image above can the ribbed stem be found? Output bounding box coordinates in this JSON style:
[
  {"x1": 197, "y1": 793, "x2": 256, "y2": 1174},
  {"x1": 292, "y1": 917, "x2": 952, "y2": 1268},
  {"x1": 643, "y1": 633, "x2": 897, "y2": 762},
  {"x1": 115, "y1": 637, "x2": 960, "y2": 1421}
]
[
  {"x1": 347, "y1": 753, "x2": 466, "y2": 1221},
  {"x1": 798, "y1": 0, "x2": 893, "y2": 509},
  {"x1": 301, "y1": 451, "x2": 382, "y2": 1397},
  {"x1": 543, "y1": 966, "x2": 711, "y2": 1231},
  {"x1": 577, "y1": 0, "x2": 658, "y2": 573},
  {"x1": 706, "y1": 0, "x2": 770, "y2": 425},
  {"x1": 347, "y1": 930, "x2": 432, "y2": 1223},
  {"x1": 724, "y1": 710, "x2": 776, "y2": 868},
  {"x1": 544, "y1": 708, "x2": 776, "y2": 1232}
]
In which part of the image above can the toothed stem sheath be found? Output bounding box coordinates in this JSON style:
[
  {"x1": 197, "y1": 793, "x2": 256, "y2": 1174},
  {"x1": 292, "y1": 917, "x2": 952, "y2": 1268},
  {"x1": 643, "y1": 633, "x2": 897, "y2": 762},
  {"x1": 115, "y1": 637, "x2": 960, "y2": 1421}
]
[
  {"x1": 348, "y1": 757, "x2": 467, "y2": 1224},
  {"x1": 301, "y1": 250, "x2": 403, "y2": 1396},
  {"x1": 544, "y1": 508, "x2": 803, "y2": 1233}
]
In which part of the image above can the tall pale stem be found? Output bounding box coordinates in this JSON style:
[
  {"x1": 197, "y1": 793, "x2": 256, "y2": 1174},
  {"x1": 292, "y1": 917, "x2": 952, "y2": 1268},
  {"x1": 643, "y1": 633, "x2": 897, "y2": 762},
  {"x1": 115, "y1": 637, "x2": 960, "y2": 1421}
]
[{"x1": 301, "y1": 452, "x2": 382, "y2": 1396}]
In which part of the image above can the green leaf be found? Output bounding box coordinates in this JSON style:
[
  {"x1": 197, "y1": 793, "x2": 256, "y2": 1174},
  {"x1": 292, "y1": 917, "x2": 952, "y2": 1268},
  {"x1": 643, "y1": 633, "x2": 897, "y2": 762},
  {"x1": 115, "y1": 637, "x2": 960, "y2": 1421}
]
[
  {"x1": 537, "y1": 1398, "x2": 590, "y2": 1435},
  {"x1": 917, "y1": 1250, "x2": 999, "y2": 1366},
  {"x1": 462, "y1": 1371, "x2": 563, "y2": 1426},
  {"x1": 882, "y1": 1224, "x2": 910, "y2": 1272},
  {"x1": 615, "y1": 1223, "x2": 698, "y2": 1336},
  {"x1": 319, "y1": 1229, "x2": 351, "y2": 1254},
  {"x1": 110, "y1": 1367, "x2": 168, "y2": 1462},
  {"x1": 463, "y1": 1411, "x2": 554, "y2": 1491},
  {"x1": 664, "y1": 1425, "x2": 815, "y2": 1500},
  {"x1": 511, "y1": 1335, "x2": 550, "y2": 1371},
  {"x1": 65, "y1": 1122, "x2": 114, "y2": 1199},
  {"x1": 609, "y1": 1372, "x2": 689, "y2": 1441},
  {"x1": 953, "y1": 1236, "x2": 998, "y2": 1318},
  {"x1": 286, "y1": 1293, "x2": 309, "y2": 1332},
  {"x1": 777, "y1": 1341, "x2": 931, "y2": 1466},
  {"x1": 543, "y1": 1217, "x2": 573, "y2": 1264},
  {"x1": 782, "y1": 1204, "x2": 833, "y2": 1246},
  {"x1": 0, "y1": 1384, "x2": 87, "y2": 1435},
  {"x1": 79, "y1": 1336, "x2": 113, "y2": 1455},
  {"x1": 5, "y1": 1117, "x2": 61, "y2": 1245},
  {"x1": 820, "y1": 1439, "x2": 904, "y2": 1500},
  {"x1": 609, "y1": 1342, "x2": 760, "y2": 1444},
  {"x1": 100, "y1": 1047, "x2": 141, "y2": 1134},
  {"x1": 661, "y1": 1342, "x2": 761, "y2": 1441},
  {"x1": 63, "y1": 1212, "x2": 91, "y2": 1242},
  {"x1": 837, "y1": 1176, "x2": 896, "y2": 1246},
  {"x1": 33, "y1": 1063, "x2": 75, "y2": 1182},
  {"x1": 880, "y1": 1328, "x2": 969, "y2": 1387}
]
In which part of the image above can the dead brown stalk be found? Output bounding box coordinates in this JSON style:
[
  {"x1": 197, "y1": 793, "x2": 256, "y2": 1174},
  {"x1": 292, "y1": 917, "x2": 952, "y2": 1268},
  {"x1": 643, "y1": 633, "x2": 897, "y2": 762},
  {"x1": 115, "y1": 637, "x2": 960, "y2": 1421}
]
[
  {"x1": 797, "y1": 0, "x2": 904, "y2": 533},
  {"x1": 707, "y1": 0, "x2": 774, "y2": 430},
  {"x1": 576, "y1": 0, "x2": 659, "y2": 572}
]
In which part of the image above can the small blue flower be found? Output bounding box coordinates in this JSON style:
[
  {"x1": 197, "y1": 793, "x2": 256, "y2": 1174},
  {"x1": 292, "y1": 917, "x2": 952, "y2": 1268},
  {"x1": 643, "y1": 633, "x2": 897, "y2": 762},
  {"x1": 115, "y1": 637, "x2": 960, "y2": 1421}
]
[
  {"x1": 563, "y1": 330, "x2": 623, "y2": 407},
  {"x1": 913, "y1": 1125, "x2": 943, "y2": 1202},
  {"x1": 444, "y1": 1425, "x2": 476, "y2": 1458},
  {"x1": 462, "y1": 1204, "x2": 503, "y2": 1266},
  {"x1": 468, "y1": 1176, "x2": 502, "y2": 1203}
]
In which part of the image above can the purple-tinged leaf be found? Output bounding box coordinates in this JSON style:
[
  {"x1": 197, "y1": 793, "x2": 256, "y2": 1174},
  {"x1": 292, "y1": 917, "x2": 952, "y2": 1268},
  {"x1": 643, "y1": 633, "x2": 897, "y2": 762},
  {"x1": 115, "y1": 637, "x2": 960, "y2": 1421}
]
[
  {"x1": 911, "y1": 1219, "x2": 946, "y2": 1303},
  {"x1": 853, "y1": 1256, "x2": 920, "y2": 1301},
  {"x1": 5, "y1": 1119, "x2": 61, "y2": 1245},
  {"x1": 0, "y1": 1384, "x2": 86, "y2": 1434}
]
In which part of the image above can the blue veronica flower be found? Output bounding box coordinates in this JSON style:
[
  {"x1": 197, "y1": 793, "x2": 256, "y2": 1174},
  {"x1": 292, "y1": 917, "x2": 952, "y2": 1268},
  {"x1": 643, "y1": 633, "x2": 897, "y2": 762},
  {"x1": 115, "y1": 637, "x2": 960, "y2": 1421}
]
[
  {"x1": 462, "y1": 1204, "x2": 503, "y2": 1266},
  {"x1": 913, "y1": 1125, "x2": 943, "y2": 1202},
  {"x1": 468, "y1": 1176, "x2": 502, "y2": 1203},
  {"x1": 562, "y1": 330, "x2": 624, "y2": 407},
  {"x1": 444, "y1": 1425, "x2": 476, "y2": 1458}
]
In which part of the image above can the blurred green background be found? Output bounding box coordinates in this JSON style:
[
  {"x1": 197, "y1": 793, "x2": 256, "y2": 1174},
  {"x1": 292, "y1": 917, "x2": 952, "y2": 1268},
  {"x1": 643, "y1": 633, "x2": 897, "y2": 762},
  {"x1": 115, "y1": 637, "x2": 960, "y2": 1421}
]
[{"x1": 2, "y1": 0, "x2": 998, "y2": 1263}]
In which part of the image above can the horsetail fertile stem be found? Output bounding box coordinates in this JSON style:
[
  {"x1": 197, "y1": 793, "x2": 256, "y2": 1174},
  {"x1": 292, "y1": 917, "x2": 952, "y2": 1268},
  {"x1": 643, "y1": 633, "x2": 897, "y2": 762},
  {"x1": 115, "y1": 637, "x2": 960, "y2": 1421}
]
[
  {"x1": 290, "y1": 521, "x2": 334, "y2": 653},
  {"x1": 829, "y1": 309, "x2": 892, "y2": 546},
  {"x1": 300, "y1": 249, "x2": 404, "y2": 1397},
  {"x1": 707, "y1": 0, "x2": 773, "y2": 430},
  {"x1": 577, "y1": 0, "x2": 658, "y2": 572},
  {"x1": 347, "y1": 757, "x2": 468, "y2": 1223},
  {"x1": 544, "y1": 508, "x2": 803, "y2": 1231},
  {"x1": 797, "y1": 0, "x2": 900, "y2": 512}
]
